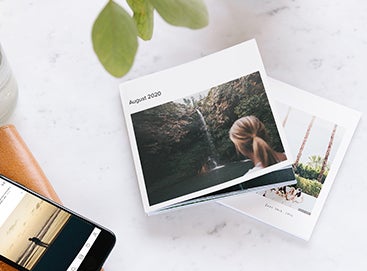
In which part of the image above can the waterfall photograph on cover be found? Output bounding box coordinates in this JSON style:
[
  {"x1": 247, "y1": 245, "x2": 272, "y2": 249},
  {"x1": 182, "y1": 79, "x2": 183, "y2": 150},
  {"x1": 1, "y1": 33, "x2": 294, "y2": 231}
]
[{"x1": 131, "y1": 71, "x2": 286, "y2": 206}]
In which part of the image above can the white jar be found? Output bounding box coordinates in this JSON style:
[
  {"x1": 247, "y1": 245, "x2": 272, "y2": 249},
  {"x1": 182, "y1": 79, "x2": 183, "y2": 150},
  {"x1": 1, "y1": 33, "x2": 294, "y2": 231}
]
[{"x1": 0, "y1": 45, "x2": 18, "y2": 124}]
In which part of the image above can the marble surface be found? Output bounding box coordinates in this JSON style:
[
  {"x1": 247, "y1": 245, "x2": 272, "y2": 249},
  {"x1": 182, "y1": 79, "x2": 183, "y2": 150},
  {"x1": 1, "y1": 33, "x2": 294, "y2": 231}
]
[{"x1": 1, "y1": 0, "x2": 366, "y2": 270}]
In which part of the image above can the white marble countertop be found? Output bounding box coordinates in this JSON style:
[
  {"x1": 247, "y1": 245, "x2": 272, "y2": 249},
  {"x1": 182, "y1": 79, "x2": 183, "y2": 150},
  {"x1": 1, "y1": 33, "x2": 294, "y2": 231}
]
[{"x1": 1, "y1": 0, "x2": 366, "y2": 270}]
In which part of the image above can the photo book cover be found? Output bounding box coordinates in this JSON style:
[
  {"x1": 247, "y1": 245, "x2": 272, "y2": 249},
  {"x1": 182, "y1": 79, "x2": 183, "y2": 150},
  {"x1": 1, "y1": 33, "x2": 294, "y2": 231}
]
[{"x1": 120, "y1": 40, "x2": 294, "y2": 214}]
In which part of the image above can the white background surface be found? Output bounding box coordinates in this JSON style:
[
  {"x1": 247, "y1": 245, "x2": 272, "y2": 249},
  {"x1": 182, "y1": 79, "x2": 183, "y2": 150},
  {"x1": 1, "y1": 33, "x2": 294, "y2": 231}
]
[{"x1": 1, "y1": 0, "x2": 366, "y2": 270}]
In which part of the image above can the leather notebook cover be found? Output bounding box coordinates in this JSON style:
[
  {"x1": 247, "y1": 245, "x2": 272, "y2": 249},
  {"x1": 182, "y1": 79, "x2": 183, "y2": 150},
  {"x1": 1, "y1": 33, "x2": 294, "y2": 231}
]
[{"x1": 0, "y1": 125, "x2": 103, "y2": 271}]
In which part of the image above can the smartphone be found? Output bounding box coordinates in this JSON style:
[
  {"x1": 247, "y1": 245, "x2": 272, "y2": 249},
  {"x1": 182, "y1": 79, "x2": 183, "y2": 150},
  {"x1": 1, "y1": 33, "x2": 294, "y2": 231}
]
[{"x1": 0, "y1": 175, "x2": 115, "y2": 271}]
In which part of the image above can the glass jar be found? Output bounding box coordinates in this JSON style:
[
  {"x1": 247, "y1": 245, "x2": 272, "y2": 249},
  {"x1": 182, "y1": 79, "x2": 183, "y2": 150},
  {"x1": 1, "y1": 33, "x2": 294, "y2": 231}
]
[{"x1": 0, "y1": 44, "x2": 18, "y2": 124}]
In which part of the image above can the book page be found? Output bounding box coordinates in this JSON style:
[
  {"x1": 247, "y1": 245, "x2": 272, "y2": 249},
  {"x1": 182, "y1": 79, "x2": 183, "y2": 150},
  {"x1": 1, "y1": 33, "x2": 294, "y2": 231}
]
[{"x1": 219, "y1": 78, "x2": 361, "y2": 240}]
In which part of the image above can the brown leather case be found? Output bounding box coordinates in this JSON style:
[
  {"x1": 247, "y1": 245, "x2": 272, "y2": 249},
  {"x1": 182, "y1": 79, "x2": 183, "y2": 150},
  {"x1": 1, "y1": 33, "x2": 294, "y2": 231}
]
[
  {"x1": 0, "y1": 125, "x2": 103, "y2": 271},
  {"x1": 0, "y1": 125, "x2": 61, "y2": 203}
]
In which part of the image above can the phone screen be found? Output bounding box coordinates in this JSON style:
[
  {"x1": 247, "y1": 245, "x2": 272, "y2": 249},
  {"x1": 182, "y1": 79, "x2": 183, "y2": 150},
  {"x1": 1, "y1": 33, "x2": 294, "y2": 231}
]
[{"x1": 0, "y1": 176, "x2": 115, "y2": 271}]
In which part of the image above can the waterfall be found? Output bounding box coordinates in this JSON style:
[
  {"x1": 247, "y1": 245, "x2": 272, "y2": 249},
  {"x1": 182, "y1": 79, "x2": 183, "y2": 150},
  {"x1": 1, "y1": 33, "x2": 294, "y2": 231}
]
[{"x1": 196, "y1": 109, "x2": 220, "y2": 170}]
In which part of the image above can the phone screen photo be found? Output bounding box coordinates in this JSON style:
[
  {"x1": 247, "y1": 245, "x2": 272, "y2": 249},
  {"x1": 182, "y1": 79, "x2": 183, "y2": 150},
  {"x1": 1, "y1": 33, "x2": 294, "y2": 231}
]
[{"x1": 0, "y1": 175, "x2": 115, "y2": 271}]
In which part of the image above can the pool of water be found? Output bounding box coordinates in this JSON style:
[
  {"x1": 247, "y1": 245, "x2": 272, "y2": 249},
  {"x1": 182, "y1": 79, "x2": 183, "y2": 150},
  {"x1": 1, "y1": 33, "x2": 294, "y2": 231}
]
[{"x1": 148, "y1": 160, "x2": 254, "y2": 205}]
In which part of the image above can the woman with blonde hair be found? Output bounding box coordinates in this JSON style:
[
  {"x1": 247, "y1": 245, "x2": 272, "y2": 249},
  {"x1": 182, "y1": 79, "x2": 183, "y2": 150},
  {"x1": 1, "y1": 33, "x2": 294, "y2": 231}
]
[{"x1": 229, "y1": 115, "x2": 286, "y2": 173}]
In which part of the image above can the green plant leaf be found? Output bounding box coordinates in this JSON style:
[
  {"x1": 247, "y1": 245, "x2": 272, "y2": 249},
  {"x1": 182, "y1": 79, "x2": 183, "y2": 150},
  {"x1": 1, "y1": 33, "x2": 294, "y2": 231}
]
[
  {"x1": 127, "y1": 0, "x2": 154, "y2": 40},
  {"x1": 92, "y1": 0, "x2": 138, "y2": 77},
  {"x1": 149, "y1": 0, "x2": 208, "y2": 29}
]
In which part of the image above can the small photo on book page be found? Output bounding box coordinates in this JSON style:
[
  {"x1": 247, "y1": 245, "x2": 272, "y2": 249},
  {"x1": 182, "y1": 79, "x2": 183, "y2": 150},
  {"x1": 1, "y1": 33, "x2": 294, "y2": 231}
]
[
  {"x1": 219, "y1": 78, "x2": 361, "y2": 240},
  {"x1": 120, "y1": 40, "x2": 293, "y2": 214}
]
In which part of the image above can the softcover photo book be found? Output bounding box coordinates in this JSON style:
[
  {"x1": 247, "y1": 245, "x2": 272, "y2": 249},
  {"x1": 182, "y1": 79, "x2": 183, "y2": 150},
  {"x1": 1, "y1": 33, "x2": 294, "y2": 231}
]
[
  {"x1": 120, "y1": 40, "x2": 295, "y2": 215},
  {"x1": 219, "y1": 78, "x2": 361, "y2": 240}
]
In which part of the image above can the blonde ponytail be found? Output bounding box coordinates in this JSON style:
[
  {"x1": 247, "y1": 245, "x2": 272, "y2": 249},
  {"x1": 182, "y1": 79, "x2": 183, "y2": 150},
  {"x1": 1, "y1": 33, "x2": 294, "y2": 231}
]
[
  {"x1": 252, "y1": 136, "x2": 278, "y2": 167},
  {"x1": 229, "y1": 116, "x2": 280, "y2": 167}
]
